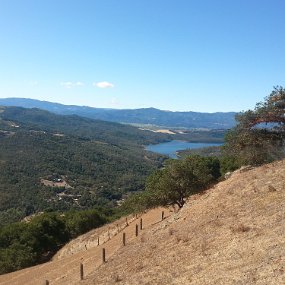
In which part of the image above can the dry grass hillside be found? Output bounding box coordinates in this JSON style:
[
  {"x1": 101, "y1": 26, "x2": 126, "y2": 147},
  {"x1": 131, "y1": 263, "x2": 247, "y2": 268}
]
[{"x1": 0, "y1": 160, "x2": 284, "y2": 285}]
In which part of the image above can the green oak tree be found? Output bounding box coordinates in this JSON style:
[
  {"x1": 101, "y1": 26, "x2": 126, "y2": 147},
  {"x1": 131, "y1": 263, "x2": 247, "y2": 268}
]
[
  {"x1": 143, "y1": 156, "x2": 219, "y2": 209},
  {"x1": 223, "y1": 86, "x2": 285, "y2": 166}
]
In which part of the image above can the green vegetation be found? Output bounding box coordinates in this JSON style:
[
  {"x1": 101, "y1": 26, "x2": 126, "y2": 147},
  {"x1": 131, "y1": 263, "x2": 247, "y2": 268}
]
[
  {"x1": 223, "y1": 86, "x2": 285, "y2": 167},
  {"x1": 178, "y1": 145, "x2": 222, "y2": 158},
  {"x1": 0, "y1": 106, "x2": 169, "y2": 226},
  {"x1": 123, "y1": 156, "x2": 221, "y2": 212},
  {"x1": 0, "y1": 209, "x2": 107, "y2": 274}
]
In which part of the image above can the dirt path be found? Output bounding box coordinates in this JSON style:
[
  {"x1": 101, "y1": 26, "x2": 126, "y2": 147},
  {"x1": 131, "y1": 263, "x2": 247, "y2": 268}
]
[{"x1": 0, "y1": 208, "x2": 171, "y2": 285}]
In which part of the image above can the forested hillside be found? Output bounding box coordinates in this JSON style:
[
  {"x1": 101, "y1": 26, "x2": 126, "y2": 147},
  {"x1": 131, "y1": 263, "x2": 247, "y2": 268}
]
[{"x1": 0, "y1": 106, "x2": 168, "y2": 225}]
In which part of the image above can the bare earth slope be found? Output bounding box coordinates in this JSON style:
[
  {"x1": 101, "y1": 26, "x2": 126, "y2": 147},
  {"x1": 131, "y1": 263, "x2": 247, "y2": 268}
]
[{"x1": 1, "y1": 160, "x2": 285, "y2": 285}]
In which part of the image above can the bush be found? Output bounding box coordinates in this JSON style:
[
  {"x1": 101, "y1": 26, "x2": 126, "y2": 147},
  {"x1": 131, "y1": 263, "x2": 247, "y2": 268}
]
[
  {"x1": 0, "y1": 209, "x2": 108, "y2": 274},
  {"x1": 64, "y1": 209, "x2": 107, "y2": 238},
  {"x1": 0, "y1": 243, "x2": 36, "y2": 274}
]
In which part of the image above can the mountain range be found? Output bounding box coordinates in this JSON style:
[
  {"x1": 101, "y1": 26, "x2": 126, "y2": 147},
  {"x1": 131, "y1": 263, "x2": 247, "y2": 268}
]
[{"x1": 0, "y1": 98, "x2": 237, "y2": 129}]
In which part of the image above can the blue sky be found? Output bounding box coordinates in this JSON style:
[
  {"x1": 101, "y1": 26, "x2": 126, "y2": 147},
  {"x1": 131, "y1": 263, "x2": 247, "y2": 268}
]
[{"x1": 0, "y1": 0, "x2": 284, "y2": 112}]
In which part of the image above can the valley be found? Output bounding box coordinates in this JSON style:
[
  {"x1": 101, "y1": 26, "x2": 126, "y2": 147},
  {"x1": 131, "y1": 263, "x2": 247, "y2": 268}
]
[
  {"x1": 0, "y1": 105, "x2": 225, "y2": 226},
  {"x1": 0, "y1": 106, "x2": 167, "y2": 226}
]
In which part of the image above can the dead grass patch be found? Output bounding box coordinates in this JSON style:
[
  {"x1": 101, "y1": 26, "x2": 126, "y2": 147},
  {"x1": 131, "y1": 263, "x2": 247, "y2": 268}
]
[
  {"x1": 140, "y1": 233, "x2": 147, "y2": 243},
  {"x1": 111, "y1": 273, "x2": 123, "y2": 282},
  {"x1": 231, "y1": 224, "x2": 251, "y2": 233},
  {"x1": 168, "y1": 228, "x2": 175, "y2": 236},
  {"x1": 175, "y1": 232, "x2": 190, "y2": 243},
  {"x1": 268, "y1": 185, "x2": 277, "y2": 192}
]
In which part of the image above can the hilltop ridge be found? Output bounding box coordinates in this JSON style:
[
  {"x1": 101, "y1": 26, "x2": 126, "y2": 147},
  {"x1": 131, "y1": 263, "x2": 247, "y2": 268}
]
[
  {"x1": 0, "y1": 159, "x2": 284, "y2": 284},
  {"x1": 0, "y1": 98, "x2": 237, "y2": 129}
]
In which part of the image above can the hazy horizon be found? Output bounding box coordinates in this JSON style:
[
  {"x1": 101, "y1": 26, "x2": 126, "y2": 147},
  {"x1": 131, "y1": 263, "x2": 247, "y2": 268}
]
[{"x1": 0, "y1": 97, "x2": 239, "y2": 113}]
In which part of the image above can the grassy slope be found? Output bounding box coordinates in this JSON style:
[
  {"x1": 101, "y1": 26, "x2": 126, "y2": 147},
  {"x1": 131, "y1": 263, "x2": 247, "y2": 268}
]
[
  {"x1": 0, "y1": 159, "x2": 284, "y2": 284},
  {"x1": 85, "y1": 160, "x2": 285, "y2": 285}
]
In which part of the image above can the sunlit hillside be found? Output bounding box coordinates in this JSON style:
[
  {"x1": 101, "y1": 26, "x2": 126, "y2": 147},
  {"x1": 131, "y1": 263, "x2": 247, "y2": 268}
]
[{"x1": 1, "y1": 159, "x2": 284, "y2": 284}]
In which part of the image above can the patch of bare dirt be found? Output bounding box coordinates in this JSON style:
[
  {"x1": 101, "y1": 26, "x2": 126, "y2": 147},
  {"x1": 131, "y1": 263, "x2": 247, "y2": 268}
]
[
  {"x1": 153, "y1": 129, "x2": 176, "y2": 134},
  {"x1": 40, "y1": 179, "x2": 72, "y2": 189}
]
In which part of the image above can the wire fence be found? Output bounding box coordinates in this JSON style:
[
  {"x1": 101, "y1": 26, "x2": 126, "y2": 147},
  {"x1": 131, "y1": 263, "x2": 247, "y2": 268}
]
[{"x1": 42, "y1": 211, "x2": 167, "y2": 284}]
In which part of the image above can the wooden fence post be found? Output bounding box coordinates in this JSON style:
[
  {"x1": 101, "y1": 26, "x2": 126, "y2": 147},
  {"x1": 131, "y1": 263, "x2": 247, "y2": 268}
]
[
  {"x1": 44, "y1": 281, "x2": 49, "y2": 285},
  {"x1": 102, "y1": 248, "x2": 106, "y2": 263},
  {"x1": 97, "y1": 236, "x2": 100, "y2": 246},
  {"x1": 123, "y1": 232, "x2": 126, "y2": 246},
  {"x1": 135, "y1": 224, "x2": 139, "y2": 237},
  {"x1": 125, "y1": 217, "x2": 128, "y2": 226},
  {"x1": 140, "y1": 218, "x2": 143, "y2": 230},
  {"x1": 80, "y1": 263, "x2": 84, "y2": 280},
  {"x1": 161, "y1": 211, "x2": 165, "y2": 221}
]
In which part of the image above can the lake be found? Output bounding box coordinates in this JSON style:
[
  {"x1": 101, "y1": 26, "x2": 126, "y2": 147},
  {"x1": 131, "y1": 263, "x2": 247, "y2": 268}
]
[{"x1": 146, "y1": 140, "x2": 223, "y2": 158}]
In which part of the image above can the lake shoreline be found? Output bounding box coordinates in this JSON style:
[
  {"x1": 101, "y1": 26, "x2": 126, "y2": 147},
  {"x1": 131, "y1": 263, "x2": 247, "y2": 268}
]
[{"x1": 146, "y1": 140, "x2": 223, "y2": 159}]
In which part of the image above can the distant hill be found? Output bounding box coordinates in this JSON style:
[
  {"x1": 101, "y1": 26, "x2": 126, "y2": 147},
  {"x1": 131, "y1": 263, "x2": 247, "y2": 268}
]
[{"x1": 0, "y1": 98, "x2": 237, "y2": 129}]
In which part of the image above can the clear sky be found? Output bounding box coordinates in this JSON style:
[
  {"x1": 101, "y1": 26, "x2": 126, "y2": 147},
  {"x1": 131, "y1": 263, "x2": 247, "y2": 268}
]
[{"x1": 0, "y1": 0, "x2": 284, "y2": 112}]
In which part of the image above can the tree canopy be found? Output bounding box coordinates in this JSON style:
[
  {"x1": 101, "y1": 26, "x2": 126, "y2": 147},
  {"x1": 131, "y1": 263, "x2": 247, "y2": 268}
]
[
  {"x1": 127, "y1": 156, "x2": 220, "y2": 210},
  {"x1": 0, "y1": 209, "x2": 107, "y2": 274},
  {"x1": 223, "y1": 86, "x2": 285, "y2": 166}
]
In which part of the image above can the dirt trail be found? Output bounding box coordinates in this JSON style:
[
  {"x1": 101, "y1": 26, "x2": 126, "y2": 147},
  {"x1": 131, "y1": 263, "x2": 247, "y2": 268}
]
[{"x1": 0, "y1": 208, "x2": 170, "y2": 285}]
